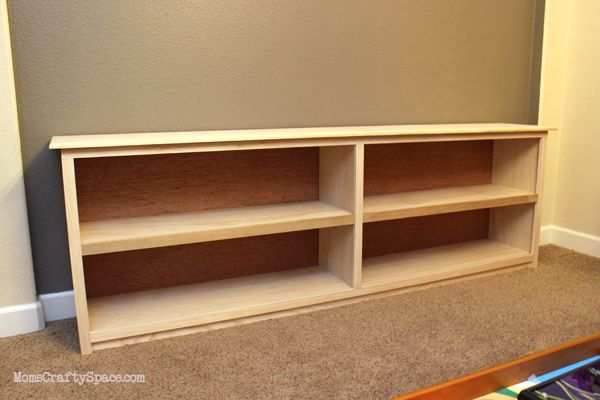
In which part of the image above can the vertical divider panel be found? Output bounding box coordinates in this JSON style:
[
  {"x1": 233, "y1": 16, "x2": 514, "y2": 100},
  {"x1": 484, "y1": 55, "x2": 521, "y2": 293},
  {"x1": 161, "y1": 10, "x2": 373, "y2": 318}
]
[
  {"x1": 60, "y1": 151, "x2": 92, "y2": 354},
  {"x1": 489, "y1": 138, "x2": 541, "y2": 254},
  {"x1": 319, "y1": 145, "x2": 363, "y2": 287},
  {"x1": 530, "y1": 136, "x2": 547, "y2": 267},
  {"x1": 491, "y1": 138, "x2": 539, "y2": 192},
  {"x1": 354, "y1": 144, "x2": 364, "y2": 286}
]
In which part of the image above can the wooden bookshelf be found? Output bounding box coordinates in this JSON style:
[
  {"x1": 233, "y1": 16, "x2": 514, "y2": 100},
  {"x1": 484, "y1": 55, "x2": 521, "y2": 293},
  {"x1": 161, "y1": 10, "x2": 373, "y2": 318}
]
[{"x1": 51, "y1": 123, "x2": 551, "y2": 354}]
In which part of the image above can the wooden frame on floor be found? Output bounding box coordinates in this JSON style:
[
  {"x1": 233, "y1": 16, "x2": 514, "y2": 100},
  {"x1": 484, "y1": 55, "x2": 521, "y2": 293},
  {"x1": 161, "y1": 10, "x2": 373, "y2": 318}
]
[{"x1": 395, "y1": 331, "x2": 600, "y2": 400}]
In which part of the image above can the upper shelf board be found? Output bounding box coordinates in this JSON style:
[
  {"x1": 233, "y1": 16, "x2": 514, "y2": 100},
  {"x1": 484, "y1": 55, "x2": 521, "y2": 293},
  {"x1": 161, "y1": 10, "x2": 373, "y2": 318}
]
[
  {"x1": 364, "y1": 184, "x2": 538, "y2": 223},
  {"x1": 49, "y1": 123, "x2": 553, "y2": 150},
  {"x1": 80, "y1": 200, "x2": 353, "y2": 255}
]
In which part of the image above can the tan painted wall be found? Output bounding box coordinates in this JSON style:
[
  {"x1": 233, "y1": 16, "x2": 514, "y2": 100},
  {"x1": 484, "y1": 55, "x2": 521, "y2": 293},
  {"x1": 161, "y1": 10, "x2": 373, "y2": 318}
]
[
  {"x1": 538, "y1": 0, "x2": 569, "y2": 227},
  {"x1": 0, "y1": 0, "x2": 36, "y2": 307},
  {"x1": 7, "y1": 0, "x2": 544, "y2": 293},
  {"x1": 540, "y1": 0, "x2": 600, "y2": 239},
  {"x1": 551, "y1": 0, "x2": 600, "y2": 237}
]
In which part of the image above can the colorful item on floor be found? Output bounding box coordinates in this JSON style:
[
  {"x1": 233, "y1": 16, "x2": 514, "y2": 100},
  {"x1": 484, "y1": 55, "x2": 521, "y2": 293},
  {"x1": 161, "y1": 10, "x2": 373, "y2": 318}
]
[
  {"x1": 476, "y1": 356, "x2": 600, "y2": 400},
  {"x1": 518, "y1": 359, "x2": 600, "y2": 400},
  {"x1": 476, "y1": 381, "x2": 537, "y2": 399}
]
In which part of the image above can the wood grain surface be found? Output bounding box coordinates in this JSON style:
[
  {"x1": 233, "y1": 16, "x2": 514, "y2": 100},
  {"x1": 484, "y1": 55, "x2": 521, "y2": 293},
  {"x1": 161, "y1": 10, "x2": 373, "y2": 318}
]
[
  {"x1": 49, "y1": 123, "x2": 552, "y2": 150},
  {"x1": 363, "y1": 209, "x2": 490, "y2": 259},
  {"x1": 395, "y1": 331, "x2": 600, "y2": 400},
  {"x1": 364, "y1": 141, "x2": 493, "y2": 195},
  {"x1": 83, "y1": 230, "x2": 318, "y2": 298},
  {"x1": 363, "y1": 184, "x2": 537, "y2": 223},
  {"x1": 75, "y1": 147, "x2": 319, "y2": 221}
]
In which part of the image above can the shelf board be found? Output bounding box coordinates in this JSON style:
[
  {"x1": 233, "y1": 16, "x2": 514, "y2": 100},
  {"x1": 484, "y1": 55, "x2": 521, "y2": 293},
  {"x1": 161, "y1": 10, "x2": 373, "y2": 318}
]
[
  {"x1": 50, "y1": 123, "x2": 552, "y2": 150},
  {"x1": 88, "y1": 266, "x2": 352, "y2": 342},
  {"x1": 89, "y1": 240, "x2": 533, "y2": 343},
  {"x1": 362, "y1": 239, "x2": 532, "y2": 291},
  {"x1": 81, "y1": 201, "x2": 354, "y2": 255},
  {"x1": 363, "y1": 184, "x2": 538, "y2": 223}
]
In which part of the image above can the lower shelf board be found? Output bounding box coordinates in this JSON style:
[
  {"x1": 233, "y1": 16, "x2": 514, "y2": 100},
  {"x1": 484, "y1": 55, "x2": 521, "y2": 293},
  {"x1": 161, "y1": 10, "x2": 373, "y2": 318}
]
[
  {"x1": 88, "y1": 266, "x2": 353, "y2": 343},
  {"x1": 362, "y1": 239, "x2": 533, "y2": 291},
  {"x1": 88, "y1": 239, "x2": 533, "y2": 345}
]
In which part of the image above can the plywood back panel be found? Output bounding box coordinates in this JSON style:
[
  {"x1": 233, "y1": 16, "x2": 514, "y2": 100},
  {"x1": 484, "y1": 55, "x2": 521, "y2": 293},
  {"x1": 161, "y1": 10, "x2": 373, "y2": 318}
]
[
  {"x1": 363, "y1": 210, "x2": 490, "y2": 259},
  {"x1": 364, "y1": 141, "x2": 493, "y2": 196},
  {"x1": 83, "y1": 230, "x2": 318, "y2": 298},
  {"x1": 75, "y1": 147, "x2": 319, "y2": 222}
]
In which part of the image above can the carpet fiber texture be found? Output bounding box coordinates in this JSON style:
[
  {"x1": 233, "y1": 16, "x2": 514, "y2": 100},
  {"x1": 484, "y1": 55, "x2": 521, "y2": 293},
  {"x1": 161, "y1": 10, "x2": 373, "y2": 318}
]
[{"x1": 1, "y1": 245, "x2": 599, "y2": 399}]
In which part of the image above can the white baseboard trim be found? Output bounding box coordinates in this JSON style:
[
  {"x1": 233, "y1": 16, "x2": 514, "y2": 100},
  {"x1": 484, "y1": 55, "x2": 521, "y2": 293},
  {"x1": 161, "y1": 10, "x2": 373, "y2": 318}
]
[
  {"x1": 38, "y1": 290, "x2": 75, "y2": 322},
  {"x1": 540, "y1": 225, "x2": 554, "y2": 245},
  {"x1": 0, "y1": 301, "x2": 45, "y2": 337},
  {"x1": 540, "y1": 224, "x2": 600, "y2": 258}
]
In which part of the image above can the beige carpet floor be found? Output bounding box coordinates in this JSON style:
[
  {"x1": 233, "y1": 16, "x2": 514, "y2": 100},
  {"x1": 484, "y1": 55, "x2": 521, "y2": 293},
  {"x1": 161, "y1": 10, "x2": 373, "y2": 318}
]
[{"x1": 1, "y1": 245, "x2": 599, "y2": 400}]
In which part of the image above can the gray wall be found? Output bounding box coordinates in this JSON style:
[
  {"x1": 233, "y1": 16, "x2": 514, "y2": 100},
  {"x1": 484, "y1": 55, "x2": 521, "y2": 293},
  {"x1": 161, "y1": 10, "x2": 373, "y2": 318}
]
[{"x1": 8, "y1": 0, "x2": 544, "y2": 294}]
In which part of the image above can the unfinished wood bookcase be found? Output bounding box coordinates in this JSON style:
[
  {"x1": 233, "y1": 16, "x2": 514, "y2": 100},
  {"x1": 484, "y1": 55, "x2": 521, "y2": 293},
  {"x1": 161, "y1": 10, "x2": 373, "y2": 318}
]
[{"x1": 50, "y1": 123, "x2": 551, "y2": 354}]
